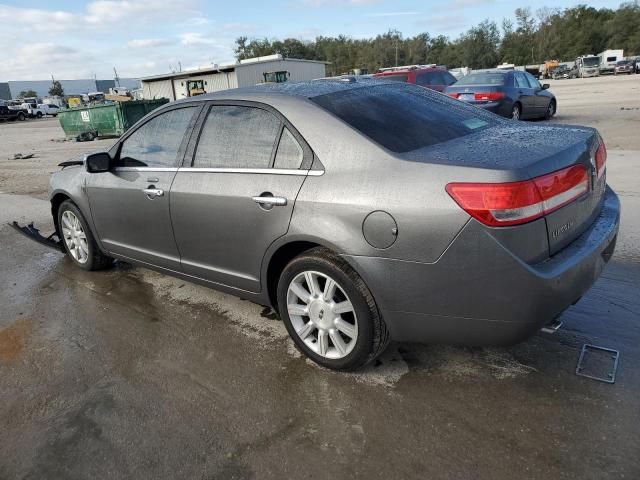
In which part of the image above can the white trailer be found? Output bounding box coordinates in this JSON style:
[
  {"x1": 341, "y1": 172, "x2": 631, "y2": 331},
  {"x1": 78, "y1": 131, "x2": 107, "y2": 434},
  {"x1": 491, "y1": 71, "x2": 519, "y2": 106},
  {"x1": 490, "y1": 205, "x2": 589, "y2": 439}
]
[{"x1": 598, "y1": 49, "x2": 624, "y2": 74}]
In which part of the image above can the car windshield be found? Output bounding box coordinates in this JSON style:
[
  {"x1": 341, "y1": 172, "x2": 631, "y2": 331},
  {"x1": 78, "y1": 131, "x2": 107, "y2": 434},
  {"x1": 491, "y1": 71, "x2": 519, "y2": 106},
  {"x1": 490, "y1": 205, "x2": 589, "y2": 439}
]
[
  {"x1": 455, "y1": 73, "x2": 505, "y2": 86},
  {"x1": 583, "y1": 57, "x2": 599, "y2": 67},
  {"x1": 617, "y1": 61, "x2": 630, "y2": 65},
  {"x1": 311, "y1": 84, "x2": 495, "y2": 153},
  {"x1": 377, "y1": 74, "x2": 408, "y2": 82}
]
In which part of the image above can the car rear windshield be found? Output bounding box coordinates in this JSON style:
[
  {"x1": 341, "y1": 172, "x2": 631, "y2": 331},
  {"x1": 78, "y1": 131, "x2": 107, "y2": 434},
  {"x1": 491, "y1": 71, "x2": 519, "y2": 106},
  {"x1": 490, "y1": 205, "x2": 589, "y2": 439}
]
[
  {"x1": 311, "y1": 84, "x2": 495, "y2": 153},
  {"x1": 455, "y1": 73, "x2": 506, "y2": 86},
  {"x1": 377, "y1": 74, "x2": 408, "y2": 82}
]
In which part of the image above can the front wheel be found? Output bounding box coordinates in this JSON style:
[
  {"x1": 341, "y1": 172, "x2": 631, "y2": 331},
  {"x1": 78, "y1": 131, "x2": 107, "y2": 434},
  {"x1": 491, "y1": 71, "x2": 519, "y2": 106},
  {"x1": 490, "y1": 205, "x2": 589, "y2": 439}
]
[
  {"x1": 277, "y1": 247, "x2": 389, "y2": 371},
  {"x1": 545, "y1": 100, "x2": 556, "y2": 120},
  {"x1": 17, "y1": 112, "x2": 25, "y2": 121},
  {"x1": 36, "y1": 112, "x2": 43, "y2": 118},
  {"x1": 58, "y1": 200, "x2": 112, "y2": 271}
]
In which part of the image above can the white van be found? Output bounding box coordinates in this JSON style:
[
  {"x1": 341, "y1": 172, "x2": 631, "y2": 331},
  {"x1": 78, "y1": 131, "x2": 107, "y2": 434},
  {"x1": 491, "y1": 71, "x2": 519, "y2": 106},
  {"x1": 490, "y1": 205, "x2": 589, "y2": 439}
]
[{"x1": 599, "y1": 49, "x2": 624, "y2": 74}]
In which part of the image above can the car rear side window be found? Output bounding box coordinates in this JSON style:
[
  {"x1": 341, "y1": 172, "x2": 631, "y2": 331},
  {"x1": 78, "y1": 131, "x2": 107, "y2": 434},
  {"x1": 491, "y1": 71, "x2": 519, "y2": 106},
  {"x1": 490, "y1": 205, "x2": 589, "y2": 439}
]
[
  {"x1": 515, "y1": 72, "x2": 529, "y2": 88},
  {"x1": 194, "y1": 105, "x2": 281, "y2": 169},
  {"x1": 273, "y1": 127, "x2": 304, "y2": 169},
  {"x1": 118, "y1": 106, "x2": 196, "y2": 168},
  {"x1": 311, "y1": 84, "x2": 495, "y2": 153}
]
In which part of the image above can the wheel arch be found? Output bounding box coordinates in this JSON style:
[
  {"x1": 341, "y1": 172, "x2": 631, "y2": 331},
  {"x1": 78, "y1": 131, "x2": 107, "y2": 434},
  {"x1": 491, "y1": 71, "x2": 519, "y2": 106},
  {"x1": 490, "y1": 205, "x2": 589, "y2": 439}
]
[
  {"x1": 50, "y1": 189, "x2": 103, "y2": 253},
  {"x1": 262, "y1": 236, "x2": 348, "y2": 312},
  {"x1": 51, "y1": 191, "x2": 72, "y2": 236}
]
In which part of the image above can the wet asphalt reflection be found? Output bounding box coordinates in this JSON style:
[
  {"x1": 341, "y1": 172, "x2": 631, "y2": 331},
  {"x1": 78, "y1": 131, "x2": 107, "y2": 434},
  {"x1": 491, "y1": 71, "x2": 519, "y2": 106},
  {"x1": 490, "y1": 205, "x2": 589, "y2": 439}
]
[{"x1": 1, "y1": 221, "x2": 639, "y2": 479}]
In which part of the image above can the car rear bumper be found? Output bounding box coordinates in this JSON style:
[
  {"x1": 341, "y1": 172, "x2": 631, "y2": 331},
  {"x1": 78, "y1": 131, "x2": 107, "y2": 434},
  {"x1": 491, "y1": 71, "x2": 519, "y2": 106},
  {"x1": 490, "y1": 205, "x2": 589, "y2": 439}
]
[
  {"x1": 344, "y1": 187, "x2": 620, "y2": 346},
  {"x1": 462, "y1": 100, "x2": 511, "y2": 117}
]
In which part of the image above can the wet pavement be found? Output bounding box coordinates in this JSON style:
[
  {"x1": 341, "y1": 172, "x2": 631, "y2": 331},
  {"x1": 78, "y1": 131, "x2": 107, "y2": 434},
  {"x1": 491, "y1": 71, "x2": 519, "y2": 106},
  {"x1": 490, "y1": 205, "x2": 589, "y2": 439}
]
[{"x1": 1, "y1": 152, "x2": 639, "y2": 480}]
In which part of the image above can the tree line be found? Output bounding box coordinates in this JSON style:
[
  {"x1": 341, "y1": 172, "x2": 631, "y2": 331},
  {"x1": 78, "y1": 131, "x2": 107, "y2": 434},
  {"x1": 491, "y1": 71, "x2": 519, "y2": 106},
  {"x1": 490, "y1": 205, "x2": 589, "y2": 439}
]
[{"x1": 234, "y1": 2, "x2": 640, "y2": 74}]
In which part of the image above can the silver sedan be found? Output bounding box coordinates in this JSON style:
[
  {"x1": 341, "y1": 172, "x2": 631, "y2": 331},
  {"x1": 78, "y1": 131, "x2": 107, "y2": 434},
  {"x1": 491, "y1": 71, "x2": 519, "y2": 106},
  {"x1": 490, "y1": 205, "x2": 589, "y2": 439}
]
[{"x1": 49, "y1": 79, "x2": 620, "y2": 370}]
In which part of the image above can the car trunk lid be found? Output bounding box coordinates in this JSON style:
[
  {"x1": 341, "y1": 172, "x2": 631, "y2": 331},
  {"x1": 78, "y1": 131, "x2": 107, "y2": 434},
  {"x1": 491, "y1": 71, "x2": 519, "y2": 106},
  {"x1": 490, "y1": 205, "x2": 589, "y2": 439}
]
[{"x1": 413, "y1": 123, "x2": 606, "y2": 258}]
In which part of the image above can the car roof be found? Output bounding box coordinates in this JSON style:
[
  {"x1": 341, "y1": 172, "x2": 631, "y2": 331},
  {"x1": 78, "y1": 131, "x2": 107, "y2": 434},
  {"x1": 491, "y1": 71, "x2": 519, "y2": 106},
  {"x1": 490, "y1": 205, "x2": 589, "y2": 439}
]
[
  {"x1": 467, "y1": 69, "x2": 511, "y2": 75},
  {"x1": 374, "y1": 67, "x2": 444, "y2": 75},
  {"x1": 173, "y1": 77, "x2": 412, "y2": 104}
]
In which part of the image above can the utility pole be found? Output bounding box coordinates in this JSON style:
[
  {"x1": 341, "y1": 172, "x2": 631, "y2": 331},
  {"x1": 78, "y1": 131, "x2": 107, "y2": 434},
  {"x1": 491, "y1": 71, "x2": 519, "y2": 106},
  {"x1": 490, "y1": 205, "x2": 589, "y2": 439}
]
[{"x1": 395, "y1": 40, "x2": 399, "y2": 67}]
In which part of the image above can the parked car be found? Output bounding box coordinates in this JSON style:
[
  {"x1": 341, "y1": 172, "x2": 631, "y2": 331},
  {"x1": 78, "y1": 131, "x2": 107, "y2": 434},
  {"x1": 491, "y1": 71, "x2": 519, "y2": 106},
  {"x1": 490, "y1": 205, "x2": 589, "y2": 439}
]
[
  {"x1": 21, "y1": 103, "x2": 60, "y2": 118},
  {"x1": 0, "y1": 105, "x2": 27, "y2": 122},
  {"x1": 373, "y1": 66, "x2": 457, "y2": 92},
  {"x1": 614, "y1": 60, "x2": 634, "y2": 75},
  {"x1": 47, "y1": 80, "x2": 619, "y2": 370},
  {"x1": 445, "y1": 70, "x2": 556, "y2": 120},
  {"x1": 551, "y1": 65, "x2": 570, "y2": 79}
]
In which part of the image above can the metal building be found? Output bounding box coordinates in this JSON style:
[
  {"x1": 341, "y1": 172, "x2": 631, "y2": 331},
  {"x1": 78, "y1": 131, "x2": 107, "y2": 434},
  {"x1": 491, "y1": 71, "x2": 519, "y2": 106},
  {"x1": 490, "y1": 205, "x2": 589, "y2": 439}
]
[
  {"x1": 0, "y1": 78, "x2": 140, "y2": 99},
  {"x1": 140, "y1": 55, "x2": 328, "y2": 101}
]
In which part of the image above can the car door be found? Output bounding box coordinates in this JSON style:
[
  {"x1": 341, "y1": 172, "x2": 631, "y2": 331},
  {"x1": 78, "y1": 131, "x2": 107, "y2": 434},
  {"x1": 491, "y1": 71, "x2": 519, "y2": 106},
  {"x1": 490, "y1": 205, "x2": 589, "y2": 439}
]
[
  {"x1": 170, "y1": 102, "x2": 312, "y2": 293},
  {"x1": 525, "y1": 72, "x2": 549, "y2": 114},
  {"x1": 513, "y1": 72, "x2": 535, "y2": 117},
  {"x1": 86, "y1": 104, "x2": 200, "y2": 270}
]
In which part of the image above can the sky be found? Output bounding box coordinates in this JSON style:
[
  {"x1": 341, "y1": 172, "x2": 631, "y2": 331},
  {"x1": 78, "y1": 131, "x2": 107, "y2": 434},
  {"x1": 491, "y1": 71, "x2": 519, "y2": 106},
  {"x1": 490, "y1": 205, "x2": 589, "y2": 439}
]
[{"x1": 0, "y1": 0, "x2": 623, "y2": 81}]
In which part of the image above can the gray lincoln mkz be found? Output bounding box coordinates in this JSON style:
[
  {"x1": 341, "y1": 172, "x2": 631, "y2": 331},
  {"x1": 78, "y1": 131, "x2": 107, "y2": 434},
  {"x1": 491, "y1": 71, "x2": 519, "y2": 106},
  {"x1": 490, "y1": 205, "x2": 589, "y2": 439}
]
[{"x1": 49, "y1": 79, "x2": 620, "y2": 370}]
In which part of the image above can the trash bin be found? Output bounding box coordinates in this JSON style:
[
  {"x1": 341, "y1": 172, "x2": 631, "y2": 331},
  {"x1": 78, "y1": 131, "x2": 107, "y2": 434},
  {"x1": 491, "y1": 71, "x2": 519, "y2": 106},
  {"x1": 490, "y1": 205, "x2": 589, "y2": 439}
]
[{"x1": 57, "y1": 99, "x2": 169, "y2": 138}]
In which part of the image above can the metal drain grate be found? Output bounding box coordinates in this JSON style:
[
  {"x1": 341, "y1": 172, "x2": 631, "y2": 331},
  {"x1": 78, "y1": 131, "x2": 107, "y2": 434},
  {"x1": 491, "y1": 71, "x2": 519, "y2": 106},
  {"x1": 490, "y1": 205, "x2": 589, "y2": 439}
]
[{"x1": 576, "y1": 344, "x2": 620, "y2": 384}]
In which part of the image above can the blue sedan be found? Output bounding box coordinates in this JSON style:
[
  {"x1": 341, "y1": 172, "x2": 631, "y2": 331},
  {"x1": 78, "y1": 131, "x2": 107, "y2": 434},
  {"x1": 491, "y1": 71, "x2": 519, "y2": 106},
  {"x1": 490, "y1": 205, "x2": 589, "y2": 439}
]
[{"x1": 445, "y1": 69, "x2": 557, "y2": 120}]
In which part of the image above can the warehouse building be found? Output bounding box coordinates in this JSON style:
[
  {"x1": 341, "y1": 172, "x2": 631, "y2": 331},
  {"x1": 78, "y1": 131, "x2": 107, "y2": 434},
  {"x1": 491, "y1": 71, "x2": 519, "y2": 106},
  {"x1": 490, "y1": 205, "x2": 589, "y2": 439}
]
[
  {"x1": 140, "y1": 55, "x2": 327, "y2": 101},
  {"x1": 0, "y1": 78, "x2": 140, "y2": 100}
]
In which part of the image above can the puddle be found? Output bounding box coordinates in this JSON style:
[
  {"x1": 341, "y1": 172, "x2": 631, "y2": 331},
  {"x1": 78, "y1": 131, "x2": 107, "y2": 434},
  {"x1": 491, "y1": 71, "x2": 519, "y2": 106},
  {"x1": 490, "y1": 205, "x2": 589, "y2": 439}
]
[{"x1": 0, "y1": 317, "x2": 33, "y2": 362}]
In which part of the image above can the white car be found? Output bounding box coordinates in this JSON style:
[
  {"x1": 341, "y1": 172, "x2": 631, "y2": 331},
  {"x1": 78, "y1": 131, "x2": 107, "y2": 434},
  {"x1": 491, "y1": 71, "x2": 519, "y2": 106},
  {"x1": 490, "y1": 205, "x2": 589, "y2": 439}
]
[{"x1": 21, "y1": 103, "x2": 60, "y2": 118}]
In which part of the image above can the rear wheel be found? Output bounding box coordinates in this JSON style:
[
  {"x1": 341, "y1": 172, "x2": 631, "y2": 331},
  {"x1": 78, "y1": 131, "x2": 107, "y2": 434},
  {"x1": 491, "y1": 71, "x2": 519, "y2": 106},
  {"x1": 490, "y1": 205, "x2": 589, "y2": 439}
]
[
  {"x1": 17, "y1": 112, "x2": 25, "y2": 121},
  {"x1": 277, "y1": 247, "x2": 389, "y2": 371},
  {"x1": 58, "y1": 200, "x2": 112, "y2": 271},
  {"x1": 511, "y1": 103, "x2": 522, "y2": 120},
  {"x1": 36, "y1": 111, "x2": 43, "y2": 118}
]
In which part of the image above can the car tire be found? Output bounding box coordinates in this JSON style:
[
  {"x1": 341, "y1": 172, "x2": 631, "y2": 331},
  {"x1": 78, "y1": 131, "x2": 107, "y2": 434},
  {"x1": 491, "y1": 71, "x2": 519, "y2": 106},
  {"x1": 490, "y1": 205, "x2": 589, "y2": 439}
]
[
  {"x1": 277, "y1": 247, "x2": 390, "y2": 371},
  {"x1": 36, "y1": 112, "x2": 43, "y2": 118},
  {"x1": 57, "y1": 200, "x2": 113, "y2": 271},
  {"x1": 545, "y1": 100, "x2": 556, "y2": 120},
  {"x1": 17, "y1": 112, "x2": 25, "y2": 121},
  {"x1": 511, "y1": 103, "x2": 522, "y2": 120}
]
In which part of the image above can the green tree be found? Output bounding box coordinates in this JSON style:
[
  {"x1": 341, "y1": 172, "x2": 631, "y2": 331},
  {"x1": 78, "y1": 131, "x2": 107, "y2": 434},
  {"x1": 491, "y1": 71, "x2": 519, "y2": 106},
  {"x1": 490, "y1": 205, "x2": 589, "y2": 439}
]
[
  {"x1": 18, "y1": 90, "x2": 37, "y2": 98},
  {"x1": 48, "y1": 80, "x2": 64, "y2": 97}
]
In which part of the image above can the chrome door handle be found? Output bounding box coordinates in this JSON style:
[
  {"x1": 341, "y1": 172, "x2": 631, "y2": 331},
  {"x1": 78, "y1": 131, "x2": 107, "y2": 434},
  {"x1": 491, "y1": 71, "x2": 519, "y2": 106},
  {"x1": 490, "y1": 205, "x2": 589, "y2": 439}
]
[
  {"x1": 252, "y1": 196, "x2": 287, "y2": 206},
  {"x1": 143, "y1": 188, "x2": 164, "y2": 198}
]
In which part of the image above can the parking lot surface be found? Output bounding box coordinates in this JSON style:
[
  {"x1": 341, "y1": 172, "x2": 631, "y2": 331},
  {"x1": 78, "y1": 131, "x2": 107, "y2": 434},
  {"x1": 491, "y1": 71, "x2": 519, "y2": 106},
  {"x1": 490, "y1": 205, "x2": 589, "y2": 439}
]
[{"x1": 1, "y1": 76, "x2": 639, "y2": 479}]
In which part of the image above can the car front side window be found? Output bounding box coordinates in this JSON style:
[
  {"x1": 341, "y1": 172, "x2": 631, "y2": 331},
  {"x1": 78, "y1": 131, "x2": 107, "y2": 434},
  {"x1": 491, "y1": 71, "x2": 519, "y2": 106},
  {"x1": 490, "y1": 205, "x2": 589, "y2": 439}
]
[
  {"x1": 118, "y1": 107, "x2": 196, "y2": 168},
  {"x1": 525, "y1": 73, "x2": 542, "y2": 89},
  {"x1": 193, "y1": 105, "x2": 281, "y2": 169}
]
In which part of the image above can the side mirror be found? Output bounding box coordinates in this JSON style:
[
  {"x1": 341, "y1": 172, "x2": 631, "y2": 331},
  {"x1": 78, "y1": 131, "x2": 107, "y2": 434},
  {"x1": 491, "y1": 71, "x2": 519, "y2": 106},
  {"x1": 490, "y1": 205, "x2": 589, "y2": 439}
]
[
  {"x1": 85, "y1": 152, "x2": 112, "y2": 173},
  {"x1": 542, "y1": 83, "x2": 550, "y2": 90}
]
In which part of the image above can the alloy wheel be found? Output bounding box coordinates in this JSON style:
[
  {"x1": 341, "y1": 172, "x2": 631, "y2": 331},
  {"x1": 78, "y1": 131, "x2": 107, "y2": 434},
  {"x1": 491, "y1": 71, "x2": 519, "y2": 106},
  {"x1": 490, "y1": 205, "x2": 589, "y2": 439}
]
[
  {"x1": 286, "y1": 271, "x2": 358, "y2": 359},
  {"x1": 61, "y1": 210, "x2": 89, "y2": 264},
  {"x1": 512, "y1": 105, "x2": 520, "y2": 120}
]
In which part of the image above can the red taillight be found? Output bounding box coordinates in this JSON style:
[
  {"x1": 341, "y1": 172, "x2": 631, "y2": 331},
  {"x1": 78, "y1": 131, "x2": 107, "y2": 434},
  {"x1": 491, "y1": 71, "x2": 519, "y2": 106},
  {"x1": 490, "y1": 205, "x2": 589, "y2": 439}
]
[
  {"x1": 446, "y1": 165, "x2": 589, "y2": 227},
  {"x1": 474, "y1": 92, "x2": 505, "y2": 101},
  {"x1": 447, "y1": 93, "x2": 460, "y2": 99},
  {"x1": 595, "y1": 141, "x2": 607, "y2": 179}
]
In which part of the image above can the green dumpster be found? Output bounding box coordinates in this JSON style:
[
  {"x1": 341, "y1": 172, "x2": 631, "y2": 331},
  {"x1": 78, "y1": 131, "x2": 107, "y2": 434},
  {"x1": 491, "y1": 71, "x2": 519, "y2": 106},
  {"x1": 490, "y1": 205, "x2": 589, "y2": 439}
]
[{"x1": 57, "y1": 99, "x2": 169, "y2": 138}]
